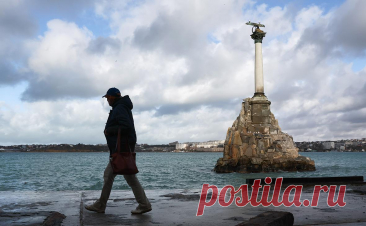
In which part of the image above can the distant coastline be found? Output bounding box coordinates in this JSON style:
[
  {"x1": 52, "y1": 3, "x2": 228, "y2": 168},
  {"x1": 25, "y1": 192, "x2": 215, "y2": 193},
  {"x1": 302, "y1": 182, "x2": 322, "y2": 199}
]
[
  {"x1": 0, "y1": 143, "x2": 223, "y2": 153},
  {"x1": 0, "y1": 150, "x2": 222, "y2": 153},
  {"x1": 0, "y1": 140, "x2": 227, "y2": 153},
  {"x1": 296, "y1": 138, "x2": 366, "y2": 152},
  {"x1": 2, "y1": 137, "x2": 365, "y2": 153},
  {"x1": 2, "y1": 150, "x2": 363, "y2": 153}
]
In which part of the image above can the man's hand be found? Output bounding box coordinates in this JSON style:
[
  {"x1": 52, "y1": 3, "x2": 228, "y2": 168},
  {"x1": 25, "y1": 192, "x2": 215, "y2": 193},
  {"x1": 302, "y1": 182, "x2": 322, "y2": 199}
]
[{"x1": 104, "y1": 129, "x2": 108, "y2": 136}]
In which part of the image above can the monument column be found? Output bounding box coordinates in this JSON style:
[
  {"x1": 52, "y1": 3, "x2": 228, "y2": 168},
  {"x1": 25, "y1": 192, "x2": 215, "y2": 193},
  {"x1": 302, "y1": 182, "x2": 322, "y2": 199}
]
[
  {"x1": 246, "y1": 22, "x2": 271, "y2": 133},
  {"x1": 249, "y1": 24, "x2": 266, "y2": 95},
  {"x1": 255, "y1": 41, "x2": 264, "y2": 93}
]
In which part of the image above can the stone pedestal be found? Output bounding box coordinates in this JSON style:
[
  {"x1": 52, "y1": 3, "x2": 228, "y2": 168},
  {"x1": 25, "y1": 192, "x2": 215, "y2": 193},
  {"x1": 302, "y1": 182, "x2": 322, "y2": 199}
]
[
  {"x1": 214, "y1": 97, "x2": 315, "y2": 173},
  {"x1": 250, "y1": 93, "x2": 271, "y2": 134}
]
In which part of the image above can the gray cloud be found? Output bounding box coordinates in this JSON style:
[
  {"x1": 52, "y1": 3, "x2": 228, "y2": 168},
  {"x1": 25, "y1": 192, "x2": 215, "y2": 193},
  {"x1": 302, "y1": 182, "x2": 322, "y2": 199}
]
[
  {"x1": 281, "y1": 110, "x2": 366, "y2": 142},
  {"x1": 268, "y1": 85, "x2": 301, "y2": 105},
  {"x1": 330, "y1": 0, "x2": 366, "y2": 56},
  {"x1": 21, "y1": 76, "x2": 98, "y2": 102},
  {"x1": 87, "y1": 37, "x2": 121, "y2": 54},
  {"x1": 0, "y1": 6, "x2": 37, "y2": 38},
  {"x1": 153, "y1": 99, "x2": 241, "y2": 116},
  {"x1": 133, "y1": 12, "x2": 207, "y2": 57},
  {"x1": 0, "y1": 2, "x2": 38, "y2": 86},
  {"x1": 298, "y1": 0, "x2": 366, "y2": 57},
  {"x1": 358, "y1": 81, "x2": 366, "y2": 95},
  {"x1": 340, "y1": 109, "x2": 366, "y2": 124},
  {"x1": 0, "y1": 61, "x2": 26, "y2": 85},
  {"x1": 154, "y1": 103, "x2": 199, "y2": 116},
  {"x1": 25, "y1": 0, "x2": 96, "y2": 19}
]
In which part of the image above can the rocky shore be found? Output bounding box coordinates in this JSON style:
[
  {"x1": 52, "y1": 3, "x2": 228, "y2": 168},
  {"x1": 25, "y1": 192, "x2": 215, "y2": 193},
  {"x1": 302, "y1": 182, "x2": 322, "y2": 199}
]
[{"x1": 215, "y1": 155, "x2": 315, "y2": 173}]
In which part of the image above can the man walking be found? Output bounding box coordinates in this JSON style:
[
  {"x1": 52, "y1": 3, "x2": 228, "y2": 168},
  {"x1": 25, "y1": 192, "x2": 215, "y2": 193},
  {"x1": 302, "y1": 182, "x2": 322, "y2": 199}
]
[{"x1": 85, "y1": 87, "x2": 151, "y2": 214}]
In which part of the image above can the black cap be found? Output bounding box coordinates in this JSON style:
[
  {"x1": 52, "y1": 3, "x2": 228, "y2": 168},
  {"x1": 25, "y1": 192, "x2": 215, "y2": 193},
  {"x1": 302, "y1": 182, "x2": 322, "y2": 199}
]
[{"x1": 102, "y1": 87, "x2": 121, "y2": 97}]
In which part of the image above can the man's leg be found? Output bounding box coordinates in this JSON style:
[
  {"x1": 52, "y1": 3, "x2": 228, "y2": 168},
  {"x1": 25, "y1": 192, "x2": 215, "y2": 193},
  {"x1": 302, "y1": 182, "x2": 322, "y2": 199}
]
[
  {"x1": 124, "y1": 174, "x2": 151, "y2": 213},
  {"x1": 99, "y1": 162, "x2": 117, "y2": 207},
  {"x1": 85, "y1": 161, "x2": 116, "y2": 213}
]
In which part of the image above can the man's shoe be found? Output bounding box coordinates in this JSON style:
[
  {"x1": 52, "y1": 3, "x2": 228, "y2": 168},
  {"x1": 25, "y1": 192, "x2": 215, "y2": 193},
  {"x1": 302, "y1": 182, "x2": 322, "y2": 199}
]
[
  {"x1": 85, "y1": 201, "x2": 105, "y2": 213},
  {"x1": 131, "y1": 206, "x2": 152, "y2": 214}
]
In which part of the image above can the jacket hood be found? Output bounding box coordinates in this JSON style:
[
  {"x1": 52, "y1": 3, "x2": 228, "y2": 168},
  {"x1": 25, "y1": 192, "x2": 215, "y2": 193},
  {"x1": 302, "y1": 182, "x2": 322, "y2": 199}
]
[{"x1": 113, "y1": 95, "x2": 133, "y2": 110}]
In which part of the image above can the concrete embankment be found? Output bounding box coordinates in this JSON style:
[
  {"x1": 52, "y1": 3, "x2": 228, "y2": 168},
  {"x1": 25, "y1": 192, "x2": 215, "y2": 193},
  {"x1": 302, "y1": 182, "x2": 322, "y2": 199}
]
[{"x1": 1, "y1": 183, "x2": 366, "y2": 226}]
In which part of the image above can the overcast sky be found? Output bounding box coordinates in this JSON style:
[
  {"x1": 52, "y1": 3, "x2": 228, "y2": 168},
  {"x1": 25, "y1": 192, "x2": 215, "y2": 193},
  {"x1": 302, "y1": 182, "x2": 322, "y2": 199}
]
[{"x1": 0, "y1": 0, "x2": 365, "y2": 145}]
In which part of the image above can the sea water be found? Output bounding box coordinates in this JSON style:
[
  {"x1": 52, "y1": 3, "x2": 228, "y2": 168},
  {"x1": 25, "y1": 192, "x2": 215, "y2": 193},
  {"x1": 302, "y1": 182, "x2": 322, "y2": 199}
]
[{"x1": 0, "y1": 152, "x2": 365, "y2": 191}]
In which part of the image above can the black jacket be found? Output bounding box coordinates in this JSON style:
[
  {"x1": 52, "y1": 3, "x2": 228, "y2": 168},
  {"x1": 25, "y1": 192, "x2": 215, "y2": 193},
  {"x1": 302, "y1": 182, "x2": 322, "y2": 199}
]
[{"x1": 105, "y1": 95, "x2": 137, "y2": 155}]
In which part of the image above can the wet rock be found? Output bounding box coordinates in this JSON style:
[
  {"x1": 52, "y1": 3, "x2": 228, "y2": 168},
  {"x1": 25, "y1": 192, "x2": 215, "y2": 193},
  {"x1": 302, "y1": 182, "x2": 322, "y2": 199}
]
[
  {"x1": 244, "y1": 146, "x2": 252, "y2": 157},
  {"x1": 224, "y1": 216, "x2": 245, "y2": 221},
  {"x1": 160, "y1": 193, "x2": 207, "y2": 201},
  {"x1": 42, "y1": 212, "x2": 66, "y2": 226},
  {"x1": 251, "y1": 157, "x2": 263, "y2": 165},
  {"x1": 236, "y1": 211, "x2": 294, "y2": 226},
  {"x1": 233, "y1": 131, "x2": 243, "y2": 145},
  {"x1": 0, "y1": 211, "x2": 65, "y2": 226},
  {"x1": 232, "y1": 145, "x2": 240, "y2": 159}
]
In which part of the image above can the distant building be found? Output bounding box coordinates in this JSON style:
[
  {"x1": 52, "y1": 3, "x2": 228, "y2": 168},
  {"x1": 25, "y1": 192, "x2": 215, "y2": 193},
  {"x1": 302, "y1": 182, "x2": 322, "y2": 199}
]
[
  {"x1": 345, "y1": 140, "x2": 362, "y2": 147},
  {"x1": 169, "y1": 141, "x2": 179, "y2": 146},
  {"x1": 322, "y1": 142, "x2": 335, "y2": 150},
  {"x1": 176, "y1": 140, "x2": 225, "y2": 150},
  {"x1": 176, "y1": 143, "x2": 189, "y2": 150},
  {"x1": 195, "y1": 140, "x2": 225, "y2": 148},
  {"x1": 335, "y1": 142, "x2": 345, "y2": 150}
]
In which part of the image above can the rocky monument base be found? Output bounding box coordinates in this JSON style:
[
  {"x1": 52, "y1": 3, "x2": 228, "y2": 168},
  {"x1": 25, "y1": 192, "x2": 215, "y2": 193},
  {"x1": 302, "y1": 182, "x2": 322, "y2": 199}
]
[
  {"x1": 215, "y1": 155, "x2": 315, "y2": 173},
  {"x1": 214, "y1": 96, "x2": 315, "y2": 173}
]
